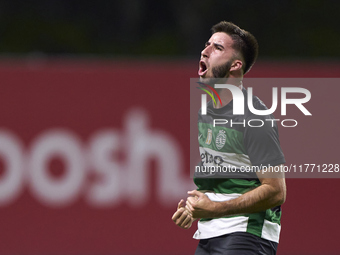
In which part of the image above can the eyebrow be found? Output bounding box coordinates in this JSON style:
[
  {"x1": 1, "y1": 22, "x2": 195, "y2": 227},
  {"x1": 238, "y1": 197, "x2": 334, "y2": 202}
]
[{"x1": 205, "y1": 41, "x2": 224, "y2": 49}]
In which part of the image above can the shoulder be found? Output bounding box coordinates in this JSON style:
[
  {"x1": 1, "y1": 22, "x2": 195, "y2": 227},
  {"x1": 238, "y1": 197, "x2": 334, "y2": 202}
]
[
  {"x1": 250, "y1": 95, "x2": 268, "y2": 111},
  {"x1": 243, "y1": 91, "x2": 274, "y2": 120},
  {"x1": 242, "y1": 89, "x2": 279, "y2": 131}
]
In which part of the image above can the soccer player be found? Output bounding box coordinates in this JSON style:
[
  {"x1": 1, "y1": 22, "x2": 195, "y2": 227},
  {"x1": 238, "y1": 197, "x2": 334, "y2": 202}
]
[{"x1": 172, "y1": 21, "x2": 286, "y2": 255}]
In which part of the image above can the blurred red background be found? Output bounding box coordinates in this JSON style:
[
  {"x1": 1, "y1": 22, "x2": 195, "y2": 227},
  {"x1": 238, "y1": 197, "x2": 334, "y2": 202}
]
[{"x1": 0, "y1": 59, "x2": 339, "y2": 255}]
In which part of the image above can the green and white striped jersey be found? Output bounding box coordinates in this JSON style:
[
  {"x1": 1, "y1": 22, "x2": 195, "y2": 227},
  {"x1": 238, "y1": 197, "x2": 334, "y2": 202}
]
[{"x1": 193, "y1": 87, "x2": 285, "y2": 243}]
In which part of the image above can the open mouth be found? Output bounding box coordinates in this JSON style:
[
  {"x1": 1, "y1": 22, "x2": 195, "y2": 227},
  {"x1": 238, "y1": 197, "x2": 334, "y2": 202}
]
[{"x1": 198, "y1": 60, "x2": 208, "y2": 76}]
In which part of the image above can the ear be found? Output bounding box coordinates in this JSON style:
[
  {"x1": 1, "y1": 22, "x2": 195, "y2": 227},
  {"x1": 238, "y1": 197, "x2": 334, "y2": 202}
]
[{"x1": 229, "y1": 59, "x2": 243, "y2": 72}]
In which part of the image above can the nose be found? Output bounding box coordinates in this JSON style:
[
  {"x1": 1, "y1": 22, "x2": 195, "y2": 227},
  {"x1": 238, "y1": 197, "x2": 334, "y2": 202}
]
[{"x1": 201, "y1": 45, "x2": 211, "y2": 58}]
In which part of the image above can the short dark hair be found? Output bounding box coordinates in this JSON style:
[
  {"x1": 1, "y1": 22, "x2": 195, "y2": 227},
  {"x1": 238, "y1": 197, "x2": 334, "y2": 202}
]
[{"x1": 211, "y1": 21, "x2": 259, "y2": 74}]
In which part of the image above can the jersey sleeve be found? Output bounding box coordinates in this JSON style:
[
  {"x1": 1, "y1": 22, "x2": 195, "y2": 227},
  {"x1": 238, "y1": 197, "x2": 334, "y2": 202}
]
[{"x1": 243, "y1": 115, "x2": 285, "y2": 167}]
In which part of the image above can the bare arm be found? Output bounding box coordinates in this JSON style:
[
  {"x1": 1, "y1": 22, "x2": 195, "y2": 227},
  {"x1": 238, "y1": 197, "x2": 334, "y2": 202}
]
[{"x1": 186, "y1": 165, "x2": 286, "y2": 219}]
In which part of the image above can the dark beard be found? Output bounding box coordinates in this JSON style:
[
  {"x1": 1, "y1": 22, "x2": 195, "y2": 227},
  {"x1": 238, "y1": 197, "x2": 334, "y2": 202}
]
[
  {"x1": 199, "y1": 60, "x2": 233, "y2": 87},
  {"x1": 212, "y1": 60, "x2": 232, "y2": 78}
]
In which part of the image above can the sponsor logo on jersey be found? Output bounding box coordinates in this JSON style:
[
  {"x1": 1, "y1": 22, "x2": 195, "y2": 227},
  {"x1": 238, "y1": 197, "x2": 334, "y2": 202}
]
[
  {"x1": 216, "y1": 130, "x2": 226, "y2": 150},
  {"x1": 205, "y1": 129, "x2": 212, "y2": 145}
]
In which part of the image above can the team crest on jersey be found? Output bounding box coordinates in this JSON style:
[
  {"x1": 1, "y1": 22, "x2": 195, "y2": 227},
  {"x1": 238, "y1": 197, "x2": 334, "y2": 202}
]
[
  {"x1": 215, "y1": 130, "x2": 226, "y2": 150},
  {"x1": 205, "y1": 129, "x2": 212, "y2": 145}
]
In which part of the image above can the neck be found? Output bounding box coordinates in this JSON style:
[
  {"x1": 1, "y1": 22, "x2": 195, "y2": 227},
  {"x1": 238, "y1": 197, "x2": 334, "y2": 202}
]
[{"x1": 213, "y1": 78, "x2": 243, "y2": 109}]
